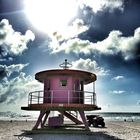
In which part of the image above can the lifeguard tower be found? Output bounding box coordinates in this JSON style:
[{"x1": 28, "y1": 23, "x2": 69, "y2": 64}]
[{"x1": 21, "y1": 59, "x2": 101, "y2": 130}]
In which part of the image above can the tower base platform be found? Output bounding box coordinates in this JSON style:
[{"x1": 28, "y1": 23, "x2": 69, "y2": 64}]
[{"x1": 21, "y1": 103, "x2": 101, "y2": 111}]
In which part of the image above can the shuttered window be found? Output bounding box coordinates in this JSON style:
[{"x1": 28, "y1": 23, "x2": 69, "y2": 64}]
[{"x1": 60, "y1": 80, "x2": 67, "y2": 86}]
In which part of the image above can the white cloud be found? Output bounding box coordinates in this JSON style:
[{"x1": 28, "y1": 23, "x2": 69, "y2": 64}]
[
  {"x1": 0, "y1": 63, "x2": 28, "y2": 78},
  {"x1": 101, "y1": 104, "x2": 112, "y2": 111},
  {"x1": 7, "y1": 63, "x2": 29, "y2": 76},
  {"x1": 49, "y1": 38, "x2": 91, "y2": 54},
  {"x1": 79, "y1": 0, "x2": 124, "y2": 13},
  {"x1": 94, "y1": 27, "x2": 140, "y2": 60},
  {"x1": 50, "y1": 27, "x2": 140, "y2": 60},
  {"x1": 112, "y1": 75, "x2": 124, "y2": 80},
  {"x1": 0, "y1": 72, "x2": 42, "y2": 104},
  {"x1": 72, "y1": 58, "x2": 109, "y2": 76},
  {"x1": 48, "y1": 18, "x2": 89, "y2": 52},
  {"x1": 51, "y1": 19, "x2": 89, "y2": 42},
  {"x1": 48, "y1": 19, "x2": 89, "y2": 53},
  {"x1": 101, "y1": 104, "x2": 140, "y2": 112},
  {"x1": 110, "y1": 90, "x2": 126, "y2": 94},
  {"x1": 0, "y1": 63, "x2": 42, "y2": 104},
  {"x1": 0, "y1": 19, "x2": 35, "y2": 56},
  {"x1": 137, "y1": 100, "x2": 140, "y2": 106}
]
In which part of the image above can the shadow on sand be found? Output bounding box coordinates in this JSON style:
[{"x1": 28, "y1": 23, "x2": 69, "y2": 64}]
[
  {"x1": 15, "y1": 131, "x2": 123, "y2": 140},
  {"x1": 15, "y1": 124, "x2": 123, "y2": 140}
]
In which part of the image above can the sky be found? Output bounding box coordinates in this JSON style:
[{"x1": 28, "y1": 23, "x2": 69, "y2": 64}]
[{"x1": 0, "y1": 0, "x2": 140, "y2": 114}]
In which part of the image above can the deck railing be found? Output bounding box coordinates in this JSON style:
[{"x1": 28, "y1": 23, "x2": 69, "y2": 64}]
[{"x1": 28, "y1": 90, "x2": 96, "y2": 106}]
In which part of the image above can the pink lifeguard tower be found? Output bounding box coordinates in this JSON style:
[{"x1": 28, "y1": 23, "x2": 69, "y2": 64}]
[{"x1": 21, "y1": 59, "x2": 101, "y2": 130}]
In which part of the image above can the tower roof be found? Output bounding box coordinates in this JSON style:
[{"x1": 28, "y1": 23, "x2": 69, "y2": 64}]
[{"x1": 35, "y1": 69, "x2": 96, "y2": 84}]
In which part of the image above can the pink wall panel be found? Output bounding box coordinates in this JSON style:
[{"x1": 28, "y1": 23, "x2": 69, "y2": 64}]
[{"x1": 43, "y1": 76, "x2": 83, "y2": 104}]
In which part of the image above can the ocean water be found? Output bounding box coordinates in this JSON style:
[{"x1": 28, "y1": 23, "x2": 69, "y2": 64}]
[
  {"x1": 86, "y1": 112, "x2": 140, "y2": 122},
  {"x1": 0, "y1": 111, "x2": 140, "y2": 122},
  {"x1": 0, "y1": 111, "x2": 37, "y2": 121}
]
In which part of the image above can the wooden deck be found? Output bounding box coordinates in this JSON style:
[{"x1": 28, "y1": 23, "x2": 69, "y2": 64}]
[{"x1": 21, "y1": 103, "x2": 101, "y2": 111}]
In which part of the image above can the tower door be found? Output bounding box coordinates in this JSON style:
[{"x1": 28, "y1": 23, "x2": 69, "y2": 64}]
[
  {"x1": 44, "y1": 79, "x2": 51, "y2": 103},
  {"x1": 51, "y1": 78, "x2": 70, "y2": 103},
  {"x1": 80, "y1": 81, "x2": 84, "y2": 104},
  {"x1": 73, "y1": 79, "x2": 80, "y2": 103}
]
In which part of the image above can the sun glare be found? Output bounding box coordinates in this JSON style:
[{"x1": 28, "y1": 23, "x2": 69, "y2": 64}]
[{"x1": 24, "y1": 0, "x2": 78, "y2": 33}]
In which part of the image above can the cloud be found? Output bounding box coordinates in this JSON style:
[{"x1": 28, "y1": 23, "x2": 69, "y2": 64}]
[
  {"x1": 112, "y1": 76, "x2": 124, "y2": 80},
  {"x1": 0, "y1": 57, "x2": 13, "y2": 62},
  {"x1": 137, "y1": 100, "x2": 140, "y2": 106},
  {"x1": 72, "y1": 58, "x2": 109, "y2": 76},
  {"x1": 0, "y1": 72, "x2": 42, "y2": 104},
  {"x1": 103, "y1": 103, "x2": 111, "y2": 109},
  {"x1": 51, "y1": 19, "x2": 89, "y2": 42},
  {"x1": 50, "y1": 27, "x2": 140, "y2": 60},
  {"x1": 0, "y1": 19, "x2": 35, "y2": 57},
  {"x1": 79, "y1": 0, "x2": 124, "y2": 13},
  {"x1": 0, "y1": 63, "x2": 28, "y2": 79},
  {"x1": 6, "y1": 63, "x2": 29, "y2": 76},
  {"x1": 50, "y1": 38, "x2": 91, "y2": 54},
  {"x1": 110, "y1": 90, "x2": 126, "y2": 95},
  {"x1": 47, "y1": 19, "x2": 89, "y2": 53},
  {"x1": 0, "y1": 63, "x2": 42, "y2": 104},
  {"x1": 94, "y1": 27, "x2": 140, "y2": 60}
]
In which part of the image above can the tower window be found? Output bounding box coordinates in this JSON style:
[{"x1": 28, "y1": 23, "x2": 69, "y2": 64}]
[{"x1": 60, "y1": 80, "x2": 67, "y2": 86}]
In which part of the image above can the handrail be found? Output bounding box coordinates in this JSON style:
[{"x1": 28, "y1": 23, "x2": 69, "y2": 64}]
[{"x1": 28, "y1": 90, "x2": 96, "y2": 106}]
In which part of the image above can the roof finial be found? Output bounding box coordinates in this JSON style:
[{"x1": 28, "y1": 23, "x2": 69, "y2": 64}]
[{"x1": 59, "y1": 59, "x2": 72, "y2": 69}]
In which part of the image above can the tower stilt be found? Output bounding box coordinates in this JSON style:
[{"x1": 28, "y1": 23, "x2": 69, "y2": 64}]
[
  {"x1": 79, "y1": 111, "x2": 89, "y2": 131},
  {"x1": 59, "y1": 111, "x2": 83, "y2": 124},
  {"x1": 41, "y1": 111, "x2": 50, "y2": 128},
  {"x1": 33, "y1": 111, "x2": 50, "y2": 130}
]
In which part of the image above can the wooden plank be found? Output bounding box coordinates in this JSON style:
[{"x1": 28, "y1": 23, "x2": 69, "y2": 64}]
[
  {"x1": 21, "y1": 104, "x2": 101, "y2": 111},
  {"x1": 41, "y1": 111, "x2": 50, "y2": 128},
  {"x1": 79, "y1": 111, "x2": 90, "y2": 131},
  {"x1": 59, "y1": 111, "x2": 83, "y2": 124},
  {"x1": 33, "y1": 111, "x2": 46, "y2": 130}
]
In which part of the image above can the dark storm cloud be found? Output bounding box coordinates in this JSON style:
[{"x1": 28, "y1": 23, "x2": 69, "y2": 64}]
[
  {"x1": 0, "y1": 0, "x2": 23, "y2": 13},
  {"x1": 0, "y1": 64, "x2": 28, "y2": 80},
  {"x1": 0, "y1": 65, "x2": 8, "y2": 79},
  {"x1": 0, "y1": 92, "x2": 8, "y2": 103},
  {"x1": 79, "y1": 0, "x2": 124, "y2": 13},
  {"x1": 78, "y1": 0, "x2": 140, "y2": 42}
]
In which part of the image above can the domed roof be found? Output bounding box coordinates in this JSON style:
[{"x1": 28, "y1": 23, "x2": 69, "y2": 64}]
[{"x1": 35, "y1": 69, "x2": 96, "y2": 84}]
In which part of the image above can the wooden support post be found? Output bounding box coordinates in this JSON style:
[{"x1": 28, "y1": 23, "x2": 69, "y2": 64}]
[
  {"x1": 30, "y1": 93, "x2": 32, "y2": 105},
  {"x1": 80, "y1": 81, "x2": 84, "y2": 104},
  {"x1": 33, "y1": 110, "x2": 46, "y2": 130},
  {"x1": 59, "y1": 111, "x2": 83, "y2": 124},
  {"x1": 79, "y1": 111, "x2": 90, "y2": 131},
  {"x1": 41, "y1": 111, "x2": 50, "y2": 128}
]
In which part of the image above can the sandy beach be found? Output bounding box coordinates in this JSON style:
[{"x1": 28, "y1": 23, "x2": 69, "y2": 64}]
[{"x1": 0, "y1": 120, "x2": 140, "y2": 140}]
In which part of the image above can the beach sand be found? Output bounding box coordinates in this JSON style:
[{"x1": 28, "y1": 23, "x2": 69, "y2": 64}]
[{"x1": 0, "y1": 120, "x2": 140, "y2": 140}]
